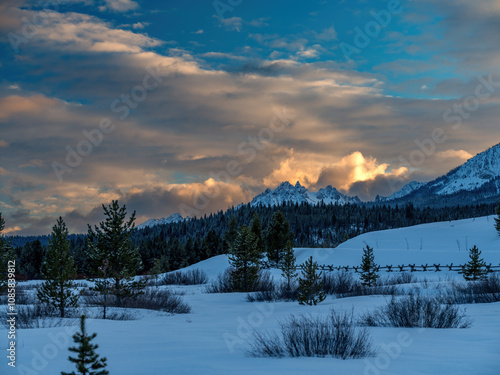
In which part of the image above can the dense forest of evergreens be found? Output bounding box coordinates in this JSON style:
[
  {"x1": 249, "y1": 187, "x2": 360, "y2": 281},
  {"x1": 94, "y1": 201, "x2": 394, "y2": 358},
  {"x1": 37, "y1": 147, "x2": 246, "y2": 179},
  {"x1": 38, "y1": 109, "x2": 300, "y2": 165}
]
[{"x1": 9, "y1": 201, "x2": 496, "y2": 279}]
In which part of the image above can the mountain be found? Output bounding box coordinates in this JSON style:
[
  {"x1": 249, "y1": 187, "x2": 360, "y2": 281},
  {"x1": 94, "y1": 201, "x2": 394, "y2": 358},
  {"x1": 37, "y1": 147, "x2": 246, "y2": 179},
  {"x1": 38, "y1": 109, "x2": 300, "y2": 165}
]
[
  {"x1": 377, "y1": 181, "x2": 426, "y2": 202},
  {"x1": 137, "y1": 213, "x2": 186, "y2": 229},
  {"x1": 380, "y1": 143, "x2": 500, "y2": 204},
  {"x1": 248, "y1": 181, "x2": 361, "y2": 207}
]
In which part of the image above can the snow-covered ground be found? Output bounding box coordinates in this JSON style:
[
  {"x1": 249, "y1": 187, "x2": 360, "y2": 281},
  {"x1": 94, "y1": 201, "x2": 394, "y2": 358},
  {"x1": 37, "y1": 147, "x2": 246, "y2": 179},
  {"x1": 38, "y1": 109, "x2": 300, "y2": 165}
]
[{"x1": 2, "y1": 216, "x2": 500, "y2": 375}]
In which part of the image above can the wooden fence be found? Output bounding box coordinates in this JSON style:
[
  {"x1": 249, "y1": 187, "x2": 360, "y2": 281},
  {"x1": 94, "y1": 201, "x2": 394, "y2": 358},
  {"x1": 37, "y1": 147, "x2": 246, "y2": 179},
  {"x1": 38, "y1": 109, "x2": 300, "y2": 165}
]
[{"x1": 261, "y1": 262, "x2": 500, "y2": 273}]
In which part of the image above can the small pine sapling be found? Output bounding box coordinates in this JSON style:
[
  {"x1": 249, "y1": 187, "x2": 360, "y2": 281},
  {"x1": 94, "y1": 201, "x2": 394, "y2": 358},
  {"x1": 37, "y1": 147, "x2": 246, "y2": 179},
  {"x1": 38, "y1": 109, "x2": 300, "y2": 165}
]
[
  {"x1": 61, "y1": 315, "x2": 109, "y2": 375},
  {"x1": 360, "y1": 245, "x2": 379, "y2": 287},
  {"x1": 297, "y1": 256, "x2": 326, "y2": 305},
  {"x1": 462, "y1": 245, "x2": 488, "y2": 281},
  {"x1": 280, "y1": 240, "x2": 297, "y2": 291}
]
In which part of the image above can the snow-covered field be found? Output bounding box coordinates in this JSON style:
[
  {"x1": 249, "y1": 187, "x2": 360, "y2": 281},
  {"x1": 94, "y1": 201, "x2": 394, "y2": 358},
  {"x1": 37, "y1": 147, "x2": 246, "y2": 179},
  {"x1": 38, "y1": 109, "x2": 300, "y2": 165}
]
[{"x1": 2, "y1": 216, "x2": 500, "y2": 375}]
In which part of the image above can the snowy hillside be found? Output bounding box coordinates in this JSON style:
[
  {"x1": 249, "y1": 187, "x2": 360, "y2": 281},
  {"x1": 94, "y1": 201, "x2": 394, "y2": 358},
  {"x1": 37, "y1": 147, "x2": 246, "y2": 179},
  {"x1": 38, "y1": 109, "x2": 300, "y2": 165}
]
[
  {"x1": 184, "y1": 215, "x2": 500, "y2": 282},
  {"x1": 3, "y1": 216, "x2": 499, "y2": 375},
  {"x1": 248, "y1": 181, "x2": 361, "y2": 207},
  {"x1": 137, "y1": 213, "x2": 186, "y2": 229}
]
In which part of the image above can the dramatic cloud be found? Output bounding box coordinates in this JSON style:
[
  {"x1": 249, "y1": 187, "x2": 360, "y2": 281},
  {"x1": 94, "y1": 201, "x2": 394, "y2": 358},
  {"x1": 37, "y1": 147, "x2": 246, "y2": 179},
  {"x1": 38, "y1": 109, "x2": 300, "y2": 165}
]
[{"x1": 1, "y1": 1, "x2": 500, "y2": 234}]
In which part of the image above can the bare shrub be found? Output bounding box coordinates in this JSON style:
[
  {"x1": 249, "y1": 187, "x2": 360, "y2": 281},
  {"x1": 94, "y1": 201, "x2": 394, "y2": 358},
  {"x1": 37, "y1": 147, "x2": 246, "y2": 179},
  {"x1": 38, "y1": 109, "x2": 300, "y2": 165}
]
[
  {"x1": 1, "y1": 302, "x2": 76, "y2": 329},
  {"x1": 82, "y1": 287, "x2": 190, "y2": 314},
  {"x1": 246, "y1": 281, "x2": 298, "y2": 302},
  {"x1": 442, "y1": 273, "x2": 500, "y2": 304},
  {"x1": 121, "y1": 289, "x2": 191, "y2": 314},
  {"x1": 206, "y1": 269, "x2": 274, "y2": 294},
  {"x1": 322, "y1": 272, "x2": 400, "y2": 298},
  {"x1": 384, "y1": 272, "x2": 416, "y2": 285},
  {"x1": 160, "y1": 269, "x2": 208, "y2": 286},
  {"x1": 248, "y1": 310, "x2": 375, "y2": 359},
  {"x1": 359, "y1": 293, "x2": 472, "y2": 328}
]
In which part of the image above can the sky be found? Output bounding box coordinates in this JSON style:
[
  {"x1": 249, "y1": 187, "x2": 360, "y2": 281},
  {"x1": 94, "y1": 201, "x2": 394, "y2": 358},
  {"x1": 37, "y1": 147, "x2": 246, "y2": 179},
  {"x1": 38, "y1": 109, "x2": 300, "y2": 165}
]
[{"x1": 1, "y1": 0, "x2": 500, "y2": 235}]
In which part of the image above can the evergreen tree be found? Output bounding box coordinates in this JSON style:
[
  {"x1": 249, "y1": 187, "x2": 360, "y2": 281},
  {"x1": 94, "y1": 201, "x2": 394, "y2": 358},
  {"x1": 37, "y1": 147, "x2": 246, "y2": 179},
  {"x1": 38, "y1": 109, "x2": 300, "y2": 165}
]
[
  {"x1": 228, "y1": 225, "x2": 261, "y2": 292},
  {"x1": 37, "y1": 217, "x2": 79, "y2": 318},
  {"x1": 462, "y1": 245, "x2": 488, "y2": 281},
  {"x1": 150, "y1": 257, "x2": 164, "y2": 288},
  {"x1": 87, "y1": 201, "x2": 145, "y2": 313},
  {"x1": 495, "y1": 198, "x2": 500, "y2": 236},
  {"x1": 360, "y1": 245, "x2": 379, "y2": 287},
  {"x1": 297, "y1": 256, "x2": 325, "y2": 305},
  {"x1": 19, "y1": 239, "x2": 45, "y2": 279},
  {"x1": 265, "y1": 211, "x2": 294, "y2": 267},
  {"x1": 202, "y1": 229, "x2": 221, "y2": 260},
  {"x1": 61, "y1": 315, "x2": 109, "y2": 375},
  {"x1": 250, "y1": 212, "x2": 266, "y2": 255},
  {"x1": 223, "y1": 216, "x2": 238, "y2": 252},
  {"x1": 168, "y1": 238, "x2": 187, "y2": 270},
  {"x1": 280, "y1": 240, "x2": 297, "y2": 291}
]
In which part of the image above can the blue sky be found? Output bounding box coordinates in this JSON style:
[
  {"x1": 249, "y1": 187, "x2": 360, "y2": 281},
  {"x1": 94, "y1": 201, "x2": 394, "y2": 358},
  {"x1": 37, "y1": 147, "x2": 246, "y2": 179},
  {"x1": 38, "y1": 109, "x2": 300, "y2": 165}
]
[{"x1": 1, "y1": 0, "x2": 500, "y2": 235}]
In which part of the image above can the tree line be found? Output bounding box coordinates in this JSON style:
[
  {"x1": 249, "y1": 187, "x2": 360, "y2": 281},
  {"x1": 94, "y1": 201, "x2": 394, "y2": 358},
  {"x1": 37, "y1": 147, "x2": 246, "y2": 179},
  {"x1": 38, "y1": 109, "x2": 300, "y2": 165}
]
[{"x1": 2, "y1": 200, "x2": 498, "y2": 280}]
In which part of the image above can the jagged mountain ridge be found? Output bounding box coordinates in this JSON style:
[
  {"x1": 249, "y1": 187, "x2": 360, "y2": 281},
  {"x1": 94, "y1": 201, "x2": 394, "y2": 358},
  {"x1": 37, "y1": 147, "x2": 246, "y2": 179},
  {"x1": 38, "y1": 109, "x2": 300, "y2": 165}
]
[
  {"x1": 248, "y1": 181, "x2": 361, "y2": 207},
  {"x1": 137, "y1": 213, "x2": 186, "y2": 229},
  {"x1": 142, "y1": 144, "x2": 500, "y2": 227},
  {"x1": 381, "y1": 143, "x2": 500, "y2": 203}
]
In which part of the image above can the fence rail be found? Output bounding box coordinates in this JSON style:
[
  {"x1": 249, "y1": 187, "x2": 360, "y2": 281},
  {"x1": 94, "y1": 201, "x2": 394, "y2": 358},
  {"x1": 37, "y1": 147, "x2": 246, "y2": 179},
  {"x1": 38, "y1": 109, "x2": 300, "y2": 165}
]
[{"x1": 261, "y1": 262, "x2": 500, "y2": 273}]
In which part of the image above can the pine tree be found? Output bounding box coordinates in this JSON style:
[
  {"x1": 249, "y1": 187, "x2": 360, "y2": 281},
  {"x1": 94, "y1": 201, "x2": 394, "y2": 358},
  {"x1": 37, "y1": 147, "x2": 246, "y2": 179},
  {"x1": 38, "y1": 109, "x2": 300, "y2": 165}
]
[
  {"x1": 250, "y1": 212, "x2": 265, "y2": 256},
  {"x1": 61, "y1": 315, "x2": 109, "y2": 375},
  {"x1": 37, "y1": 217, "x2": 79, "y2": 318},
  {"x1": 228, "y1": 225, "x2": 261, "y2": 292},
  {"x1": 87, "y1": 201, "x2": 145, "y2": 314},
  {"x1": 360, "y1": 245, "x2": 379, "y2": 287},
  {"x1": 462, "y1": 245, "x2": 488, "y2": 281},
  {"x1": 297, "y1": 256, "x2": 325, "y2": 305},
  {"x1": 223, "y1": 216, "x2": 238, "y2": 252},
  {"x1": 150, "y1": 257, "x2": 165, "y2": 288},
  {"x1": 265, "y1": 211, "x2": 294, "y2": 267},
  {"x1": 280, "y1": 240, "x2": 297, "y2": 291},
  {"x1": 495, "y1": 198, "x2": 500, "y2": 236},
  {"x1": 19, "y1": 239, "x2": 45, "y2": 279}
]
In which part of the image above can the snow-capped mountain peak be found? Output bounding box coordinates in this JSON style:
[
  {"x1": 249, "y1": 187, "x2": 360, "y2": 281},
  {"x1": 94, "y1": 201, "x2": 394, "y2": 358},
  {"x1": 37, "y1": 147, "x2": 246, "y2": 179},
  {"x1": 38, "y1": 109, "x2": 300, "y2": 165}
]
[
  {"x1": 137, "y1": 213, "x2": 186, "y2": 229},
  {"x1": 380, "y1": 142, "x2": 500, "y2": 202},
  {"x1": 248, "y1": 181, "x2": 360, "y2": 207}
]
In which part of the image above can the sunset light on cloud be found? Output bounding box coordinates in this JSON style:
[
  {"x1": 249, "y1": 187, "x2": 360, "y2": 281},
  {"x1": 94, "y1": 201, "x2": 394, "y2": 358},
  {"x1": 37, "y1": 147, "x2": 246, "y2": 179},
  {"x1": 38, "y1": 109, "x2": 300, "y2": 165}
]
[{"x1": 1, "y1": 0, "x2": 500, "y2": 234}]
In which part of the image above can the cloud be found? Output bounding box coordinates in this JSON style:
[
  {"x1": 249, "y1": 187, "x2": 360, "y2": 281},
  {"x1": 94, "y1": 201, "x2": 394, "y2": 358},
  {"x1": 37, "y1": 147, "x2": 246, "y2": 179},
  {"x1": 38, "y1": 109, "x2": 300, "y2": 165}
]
[
  {"x1": 19, "y1": 159, "x2": 47, "y2": 168},
  {"x1": 312, "y1": 152, "x2": 408, "y2": 197},
  {"x1": 24, "y1": 11, "x2": 161, "y2": 54},
  {"x1": 99, "y1": 0, "x2": 139, "y2": 12},
  {"x1": 315, "y1": 25, "x2": 337, "y2": 41},
  {"x1": 3, "y1": 2, "x2": 500, "y2": 235},
  {"x1": 215, "y1": 16, "x2": 243, "y2": 32},
  {"x1": 132, "y1": 22, "x2": 148, "y2": 29},
  {"x1": 0, "y1": 140, "x2": 8, "y2": 147},
  {"x1": 436, "y1": 149, "x2": 473, "y2": 161},
  {"x1": 0, "y1": 95, "x2": 60, "y2": 120}
]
